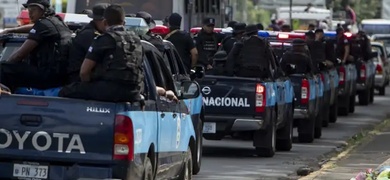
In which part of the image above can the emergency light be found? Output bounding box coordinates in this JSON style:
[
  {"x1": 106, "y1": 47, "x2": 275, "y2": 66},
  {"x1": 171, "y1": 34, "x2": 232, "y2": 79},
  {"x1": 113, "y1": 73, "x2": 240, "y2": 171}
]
[
  {"x1": 124, "y1": 17, "x2": 149, "y2": 36},
  {"x1": 324, "y1": 31, "x2": 353, "y2": 38},
  {"x1": 277, "y1": 33, "x2": 305, "y2": 40},
  {"x1": 190, "y1": 27, "x2": 222, "y2": 34},
  {"x1": 258, "y1": 31, "x2": 270, "y2": 38},
  {"x1": 150, "y1": 25, "x2": 170, "y2": 35}
]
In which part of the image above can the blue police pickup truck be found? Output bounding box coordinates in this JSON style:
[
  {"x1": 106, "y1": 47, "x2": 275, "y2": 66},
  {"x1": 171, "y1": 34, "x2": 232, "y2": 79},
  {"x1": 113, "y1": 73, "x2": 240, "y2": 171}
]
[
  {"x1": 198, "y1": 46, "x2": 294, "y2": 157},
  {"x1": 160, "y1": 39, "x2": 205, "y2": 175},
  {"x1": 270, "y1": 42, "x2": 326, "y2": 143},
  {"x1": 0, "y1": 34, "x2": 202, "y2": 179}
]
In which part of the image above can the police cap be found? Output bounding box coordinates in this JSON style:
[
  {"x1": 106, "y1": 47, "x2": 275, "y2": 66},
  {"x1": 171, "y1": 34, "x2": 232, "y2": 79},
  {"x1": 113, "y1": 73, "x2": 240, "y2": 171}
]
[
  {"x1": 88, "y1": 3, "x2": 110, "y2": 20},
  {"x1": 227, "y1": 21, "x2": 237, "y2": 28},
  {"x1": 292, "y1": 39, "x2": 306, "y2": 46},
  {"x1": 315, "y1": 29, "x2": 324, "y2": 33},
  {"x1": 23, "y1": 0, "x2": 50, "y2": 9},
  {"x1": 168, "y1": 13, "x2": 182, "y2": 27},
  {"x1": 233, "y1": 23, "x2": 246, "y2": 34},
  {"x1": 305, "y1": 31, "x2": 315, "y2": 38},
  {"x1": 203, "y1": 17, "x2": 215, "y2": 26},
  {"x1": 244, "y1": 24, "x2": 258, "y2": 35},
  {"x1": 136, "y1": 11, "x2": 156, "y2": 28}
]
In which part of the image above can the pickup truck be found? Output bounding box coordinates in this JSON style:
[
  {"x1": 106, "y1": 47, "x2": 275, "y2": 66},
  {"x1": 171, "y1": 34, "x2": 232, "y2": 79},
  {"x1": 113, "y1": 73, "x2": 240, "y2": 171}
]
[
  {"x1": 349, "y1": 36, "x2": 376, "y2": 106},
  {"x1": 271, "y1": 42, "x2": 325, "y2": 143},
  {"x1": 160, "y1": 39, "x2": 205, "y2": 175},
  {"x1": 0, "y1": 35, "x2": 201, "y2": 179},
  {"x1": 197, "y1": 45, "x2": 294, "y2": 157},
  {"x1": 371, "y1": 42, "x2": 390, "y2": 95}
]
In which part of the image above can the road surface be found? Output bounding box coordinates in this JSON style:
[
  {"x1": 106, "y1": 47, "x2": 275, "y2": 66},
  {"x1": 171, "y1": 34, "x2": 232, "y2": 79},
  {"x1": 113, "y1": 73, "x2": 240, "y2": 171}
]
[{"x1": 195, "y1": 87, "x2": 390, "y2": 180}]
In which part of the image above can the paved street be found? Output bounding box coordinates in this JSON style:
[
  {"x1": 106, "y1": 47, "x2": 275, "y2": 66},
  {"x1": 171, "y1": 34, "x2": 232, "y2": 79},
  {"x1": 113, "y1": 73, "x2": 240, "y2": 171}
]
[
  {"x1": 302, "y1": 124, "x2": 390, "y2": 180},
  {"x1": 195, "y1": 87, "x2": 390, "y2": 180}
]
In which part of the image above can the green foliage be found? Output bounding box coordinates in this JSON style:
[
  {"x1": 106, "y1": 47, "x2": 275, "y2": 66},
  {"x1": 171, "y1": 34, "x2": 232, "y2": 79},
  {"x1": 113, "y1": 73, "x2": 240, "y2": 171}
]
[
  {"x1": 327, "y1": 0, "x2": 381, "y2": 21},
  {"x1": 233, "y1": 0, "x2": 271, "y2": 25}
]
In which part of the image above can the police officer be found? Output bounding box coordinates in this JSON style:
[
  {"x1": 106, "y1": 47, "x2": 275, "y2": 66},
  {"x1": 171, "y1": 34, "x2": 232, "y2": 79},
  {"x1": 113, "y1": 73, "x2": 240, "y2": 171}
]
[
  {"x1": 195, "y1": 17, "x2": 223, "y2": 70},
  {"x1": 315, "y1": 29, "x2": 336, "y2": 67},
  {"x1": 225, "y1": 24, "x2": 272, "y2": 77},
  {"x1": 306, "y1": 30, "x2": 325, "y2": 72},
  {"x1": 280, "y1": 39, "x2": 313, "y2": 74},
  {"x1": 356, "y1": 31, "x2": 372, "y2": 61},
  {"x1": 335, "y1": 27, "x2": 352, "y2": 63},
  {"x1": 59, "y1": 4, "x2": 144, "y2": 103},
  {"x1": 136, "y1": 11, "x2": 165, "y2": 53},
  {"x1": 67, "y1": 3, "x2": 109, "y2": 82},
  {"x1": 0, "y1": 0, "x2": 72, "y2": 91},
  {"x1": 220, "y1": 23, "x2": 246, "y2": 55},
  {"x1": 164, "y1": 13, "x2": 198, "y2": 72}
]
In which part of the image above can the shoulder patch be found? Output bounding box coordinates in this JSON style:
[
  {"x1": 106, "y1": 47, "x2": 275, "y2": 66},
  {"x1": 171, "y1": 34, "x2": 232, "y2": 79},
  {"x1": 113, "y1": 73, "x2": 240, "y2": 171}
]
[
  {"x1": 88, "y1": 46, "x2": 93, "y2": 52},
  {"x1": 30, "y1": 29, "x2": 36, "y2": 34},
  {"x1": 94, "y1": 31, "x2": 101, "y2": 36}
]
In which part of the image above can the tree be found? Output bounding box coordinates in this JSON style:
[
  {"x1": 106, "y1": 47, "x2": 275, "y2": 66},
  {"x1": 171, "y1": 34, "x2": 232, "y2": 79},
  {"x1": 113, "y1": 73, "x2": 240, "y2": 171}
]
[{"x1": 233, "y1": 0, "x2": 271, "y2": 25}]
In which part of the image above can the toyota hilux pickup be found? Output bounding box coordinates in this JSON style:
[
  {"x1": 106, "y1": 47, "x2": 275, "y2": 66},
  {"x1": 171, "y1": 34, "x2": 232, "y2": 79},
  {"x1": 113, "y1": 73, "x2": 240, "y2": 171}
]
[
  {"x1": 0, "y1": 34, "x2": 201, "y2": 180},
  {"x1": 197, "y1": 45, "x2": 294, "y2": 157},
  {"x1": 271, "y1": 42, "x2": 325, "y2": 143}
]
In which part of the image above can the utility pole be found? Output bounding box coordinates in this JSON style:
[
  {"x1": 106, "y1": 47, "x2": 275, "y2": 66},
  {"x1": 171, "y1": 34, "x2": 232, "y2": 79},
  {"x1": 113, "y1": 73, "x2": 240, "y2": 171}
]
[{"x1": 289, "y1": 0, "x2": 292, "y2": 28}]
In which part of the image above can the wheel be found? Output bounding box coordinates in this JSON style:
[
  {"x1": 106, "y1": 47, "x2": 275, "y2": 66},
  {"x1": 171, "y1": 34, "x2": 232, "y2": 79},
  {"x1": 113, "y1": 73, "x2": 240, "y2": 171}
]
[
  {"x1": 254, "y1": 111, "x2": 276, "y2": 157},
  {"x1": 179, "y1": 147, "x2": 193, "y2": 180},
  {"x1": 276, "y1": 106, "x2": 293, "y2": 151},
  {"x1": 329, "y1": 92, "x2": 338, "y2": 123},
  {"x1": 338, "y1": 95, "x2": 350, "y2": 116},
  {"x1": 358, "y1": 89, "x2": 370, "y2": 105},
  {"x1": 143, "y1": 157, "x2": 154, "y2": 180},
  {"x1": 192, "y1": 117, "x2": 203, "y2": 175},
  {"x1": 369, "y1": 86, "x2": 374, "y2": 103},
  {"x1": 379, "y1": 86, "x2": 386, "y2": 96},
  {"x1": 349, "y1": 94, "x2": 355, "y2": 113},
  {"x1": 322, "y1": 101, "x2": 330, "y2": 127},
  {"x1": 314, "y1": 107, "x2": 322, "y2": 139},
  {"x1": 298, "y1": 114, "x2": 315, "y2": 143}
]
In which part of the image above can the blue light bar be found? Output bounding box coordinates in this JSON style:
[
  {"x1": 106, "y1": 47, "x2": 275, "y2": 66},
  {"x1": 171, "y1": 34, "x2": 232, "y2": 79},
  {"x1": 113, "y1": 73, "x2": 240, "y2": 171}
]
[
  {"x1": 258, "y1": 31, "x2": 270, "y2": 37},
  {"x1": 324, "y1": 31, "x2": 337, "y2": 38}
]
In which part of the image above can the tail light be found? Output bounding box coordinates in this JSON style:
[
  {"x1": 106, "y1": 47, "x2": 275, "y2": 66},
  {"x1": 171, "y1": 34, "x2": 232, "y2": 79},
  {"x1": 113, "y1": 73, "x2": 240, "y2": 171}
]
[
  {"x1": 150, "y1": 25, "x2": 169, "y2": 35},
  {"x1": 255, "y1": 84, "x2": 266, "y2": 113},
  {"x1": 360, "y1": 64, "x2": 366, "y2": 81},
  {"x1": 320, "y1": 74, "x2": 325, "y2": 82},
  {"x1": 113, "y1": 115, "x2": 134, "y2": 161},
  {"x1": 301, "y1": 79, "x2": 310, "y2": 104},
  {"x1": 339, "y1": 66, "x2": 345, "y2": 85},
  {"x1": 376, "y1": 64, "x2": 383, "y2": 74}
]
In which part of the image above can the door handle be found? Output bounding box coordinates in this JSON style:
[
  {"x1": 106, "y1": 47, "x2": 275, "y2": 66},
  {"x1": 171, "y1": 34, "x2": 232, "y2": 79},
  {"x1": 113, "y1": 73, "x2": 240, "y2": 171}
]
[
  {"x1": 20, "y1": 114, "x2": 42, "y2": 127},
  {"x1": 160, "y1": 113, "x2": 165, "y2": 118},
  {"x1": 172, "y1": 113, "x2": 177, "y2": 118}
]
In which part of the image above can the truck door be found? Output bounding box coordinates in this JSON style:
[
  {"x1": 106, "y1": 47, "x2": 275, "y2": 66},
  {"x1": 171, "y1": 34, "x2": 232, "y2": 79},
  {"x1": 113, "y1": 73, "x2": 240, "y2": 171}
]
[{"x1": 270, "y1": 51, "x2": 285, "y2": 125}]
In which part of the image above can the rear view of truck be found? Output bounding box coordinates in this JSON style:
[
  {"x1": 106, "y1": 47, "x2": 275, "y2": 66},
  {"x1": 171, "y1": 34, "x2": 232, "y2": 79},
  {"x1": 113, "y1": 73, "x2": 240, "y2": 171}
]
[
  {"x1": 0, "y1": 94, "x2": 131, "y2": 179},
  {"x1": 199, "y1": 75, "x2": 278, "y2": 157}
]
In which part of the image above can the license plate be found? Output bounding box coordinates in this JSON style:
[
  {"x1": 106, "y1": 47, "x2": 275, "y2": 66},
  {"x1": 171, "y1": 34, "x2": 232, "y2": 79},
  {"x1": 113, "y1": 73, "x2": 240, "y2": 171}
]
[
  {"x1": 203, "y1": 122, "x2": 216, "y2": 134},
  {"x1": 13, "y1": 162, "x2": 48, "y2": 179}
]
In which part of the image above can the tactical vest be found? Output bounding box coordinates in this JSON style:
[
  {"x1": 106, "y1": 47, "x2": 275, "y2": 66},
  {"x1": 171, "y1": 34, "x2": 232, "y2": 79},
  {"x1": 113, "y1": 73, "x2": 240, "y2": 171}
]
[
  {"x1": 94, "y1": 30, "x2": 144, "y2": 88},
  {"x1": 238, "y1": 36, "x2": 269, "y2": 71},
  {"x1": 141, "y1": 33, "x2": 165, "y2": 53},
  {"x1": 33, "y1": 16, "x2": 72, "y2": 75}
]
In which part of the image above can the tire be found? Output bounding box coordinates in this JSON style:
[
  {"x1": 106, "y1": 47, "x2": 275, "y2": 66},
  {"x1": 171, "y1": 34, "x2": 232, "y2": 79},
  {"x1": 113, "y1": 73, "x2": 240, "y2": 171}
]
[
  {"x1": 314, "y1": 107, "x2": 322, "y2": 139},
  {"x1": 143, "y1": 157, "x2": 154, "y2": 180},
  {"x1": 379, "y1": 86, "x2": 386, "y2": 96},
  {"x1": 338, "y1": 95, "x2": 350, "y2": 116},
  {"x1": 322, "y1": 101, "x2": 330, "y2": 127},
  {"x1": 329, "y1": 94, "x2": 338, "y2": 123},
  {"x1": 179, "y1": 147, "x2": 193, "y2": 180},
  {"x1": 349, "y1": 94, "x2": 355, "y2": 113},
  {"x1": 298, "y1": 114, "x2": 315, "y2": 143},
  {"x1": 276, "y1": 106, "x2": 293, "y2": 151},
  {"x1": 369, "y1": 86, "x2": 374, "y2": 103},
  {"x1": 254, "y1": 111, "x2": 276, "y2": 157},
  {"x1": 358, "y1": 89, "x2": 370, "y2": 105},
  {"x1": 192, "y1": 117, "x2": 203, "y2": 175}
]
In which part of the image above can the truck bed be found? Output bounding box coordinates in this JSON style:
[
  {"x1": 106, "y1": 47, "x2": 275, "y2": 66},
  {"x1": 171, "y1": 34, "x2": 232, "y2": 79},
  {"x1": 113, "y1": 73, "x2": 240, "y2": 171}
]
[{"x1": 0, "y1": 94, "x2": 118, "y2": 164}]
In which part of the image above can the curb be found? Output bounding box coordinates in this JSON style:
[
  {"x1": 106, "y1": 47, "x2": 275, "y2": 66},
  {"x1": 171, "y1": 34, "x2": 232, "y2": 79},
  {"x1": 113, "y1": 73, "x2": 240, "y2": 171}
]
[{"x1": 297, "y1": 117, "x2": 390, "y2": 180}]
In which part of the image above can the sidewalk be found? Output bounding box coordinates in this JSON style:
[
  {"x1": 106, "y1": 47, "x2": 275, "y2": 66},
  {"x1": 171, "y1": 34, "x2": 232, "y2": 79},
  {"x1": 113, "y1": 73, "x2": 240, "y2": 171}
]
[{"x1": 301, "y1": 122, "x2": 390, "y2": 180}]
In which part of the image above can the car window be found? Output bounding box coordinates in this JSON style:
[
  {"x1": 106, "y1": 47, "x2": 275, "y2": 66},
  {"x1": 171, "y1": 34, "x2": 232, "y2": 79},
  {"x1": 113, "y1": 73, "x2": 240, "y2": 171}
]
[
  {"x1": 154, "y1": 52, "x2": 179, "y2": 94},
  {"x1": 372, "y1": 45, "x2": 383, "y2": 63},
  {"x1": 162, "y1": 49, "x2": 178, "y2": 75},
  {"x1": 145, "y1": 50, "x2": 167, "y2": 88},
  {"x1": 172, "y1": 48, "x2": 188, "y2": 74},
  {"x1": 0, "y1": 42, "x2": 23, "y2": 62}
]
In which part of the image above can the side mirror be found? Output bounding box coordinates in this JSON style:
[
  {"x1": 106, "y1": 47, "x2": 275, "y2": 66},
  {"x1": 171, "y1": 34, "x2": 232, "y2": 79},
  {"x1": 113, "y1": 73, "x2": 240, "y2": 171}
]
[
  {"x1": 285, "y1": 64, "x2": 296, "y2": 75},
  {"x1": 179, "y1": 80, "x2": 200, "y2": 99},
  {"x1": 190, "y1": 65, "x2": 205, "y2": 80}
]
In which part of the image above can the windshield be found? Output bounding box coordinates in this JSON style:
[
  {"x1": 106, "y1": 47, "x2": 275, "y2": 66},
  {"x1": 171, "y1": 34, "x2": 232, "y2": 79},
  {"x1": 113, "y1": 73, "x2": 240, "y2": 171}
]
[
  {"x1": 361, "y1": 24, "x2": 390, "y2": 35},
  {"x1": 0, "y1": 42, "x2": 23, "y2": 62},
  {"x1": 372, "y1": 38, "x2": 390, "y2": 53}
]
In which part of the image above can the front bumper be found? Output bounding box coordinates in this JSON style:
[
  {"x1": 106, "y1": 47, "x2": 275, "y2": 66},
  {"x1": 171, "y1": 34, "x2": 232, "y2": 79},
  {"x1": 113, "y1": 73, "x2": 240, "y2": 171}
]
[{"x1": 204, "y1": 115, "x2": 267, "y2": 133}]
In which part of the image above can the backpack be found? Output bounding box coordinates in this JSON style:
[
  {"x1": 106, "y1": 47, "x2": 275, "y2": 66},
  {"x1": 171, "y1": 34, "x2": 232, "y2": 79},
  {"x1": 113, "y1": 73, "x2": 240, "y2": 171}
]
[{"x1": 238, "y1": 36, "x2": 269, "y2": 71}]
